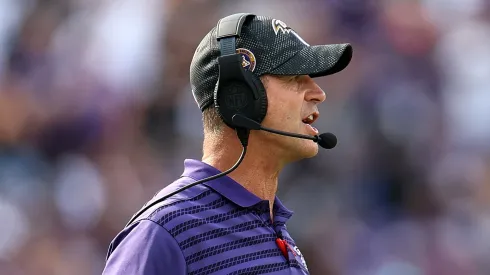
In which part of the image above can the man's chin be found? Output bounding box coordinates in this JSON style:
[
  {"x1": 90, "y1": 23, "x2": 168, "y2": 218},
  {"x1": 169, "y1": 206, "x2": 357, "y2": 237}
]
[
  {"x1": 288, "y1": 144, "x2": 319, "y2": 163},
  {"x1": 303, "y1": 146, "x2": 319, "y2": 159}
]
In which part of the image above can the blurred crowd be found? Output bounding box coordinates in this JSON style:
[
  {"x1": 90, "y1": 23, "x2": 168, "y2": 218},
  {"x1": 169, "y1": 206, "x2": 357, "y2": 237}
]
[{"x1": 0, "y1": 0, "x2": 490, "y2": 274}]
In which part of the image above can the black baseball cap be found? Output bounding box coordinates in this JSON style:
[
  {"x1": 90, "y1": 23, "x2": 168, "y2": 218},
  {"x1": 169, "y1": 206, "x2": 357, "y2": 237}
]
[{"x1": 190, "y1": 14, "x2": 353, "y2": 112}]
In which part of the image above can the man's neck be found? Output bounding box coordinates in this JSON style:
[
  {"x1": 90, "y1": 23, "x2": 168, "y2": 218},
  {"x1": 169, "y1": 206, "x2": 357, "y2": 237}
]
[{"x1": 202, "y1": 135, "x2": 283, "y2": 220}]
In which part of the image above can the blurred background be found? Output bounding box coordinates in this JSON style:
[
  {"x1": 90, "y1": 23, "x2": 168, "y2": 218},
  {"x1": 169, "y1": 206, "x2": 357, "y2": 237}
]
[{"x1": 1, "y1": 0, "x2": 490, "y2": 274}]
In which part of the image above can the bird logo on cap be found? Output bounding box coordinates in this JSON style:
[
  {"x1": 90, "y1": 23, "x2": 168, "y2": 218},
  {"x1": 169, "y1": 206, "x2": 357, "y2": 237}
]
[
  {"x1": 272, "y1": 19, "x2": 292, "y2": 35},
  {"x1": 236, "y1": 48, "x2": 256, "y2": 72},
  {"x1": 271, "y1": 19, "x2": 310, "y2": 46}
]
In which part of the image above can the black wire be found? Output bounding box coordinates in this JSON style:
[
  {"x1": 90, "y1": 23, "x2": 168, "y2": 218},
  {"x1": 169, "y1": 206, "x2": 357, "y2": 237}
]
[{"x1": 125, "y1": 129, "x2": 249, "y2": 227}]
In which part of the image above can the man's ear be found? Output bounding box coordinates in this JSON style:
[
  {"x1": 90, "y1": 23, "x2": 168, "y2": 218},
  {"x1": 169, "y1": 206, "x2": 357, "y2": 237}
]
[{"x1": 259, "y1": 75, "x2": 270, "y2": 89}]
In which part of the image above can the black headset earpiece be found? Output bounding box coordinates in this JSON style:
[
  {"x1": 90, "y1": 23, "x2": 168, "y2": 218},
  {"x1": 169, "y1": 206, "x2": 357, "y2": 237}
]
[{"x1": 214, "y1": 13, "x2": 268, "y2": 130}]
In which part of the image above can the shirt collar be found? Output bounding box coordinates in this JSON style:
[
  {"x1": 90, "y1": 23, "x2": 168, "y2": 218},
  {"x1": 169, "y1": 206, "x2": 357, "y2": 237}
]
[
  {"x1": 273, "y1": 196, "x2": 293, "y2": 220},
  {"x1": 181, "y1": 159, "x2": 294, "y2": 218}
]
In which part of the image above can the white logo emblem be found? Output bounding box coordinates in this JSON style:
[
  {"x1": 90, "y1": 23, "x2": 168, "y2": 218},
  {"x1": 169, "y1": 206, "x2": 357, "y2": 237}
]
[
  {"x1": 272, "y1": 19, "x2": 292, "y2": 35},
  {"x1": 271, "y1": 19, "x2": 309, "y2": 46},
  {"x1": 293, "y1": 246, "x2": 308, "y2": 271}
]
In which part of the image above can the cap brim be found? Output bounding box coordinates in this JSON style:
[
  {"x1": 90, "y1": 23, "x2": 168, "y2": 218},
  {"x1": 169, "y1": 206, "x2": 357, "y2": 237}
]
[{"x1": 269, "y1": 43, "x2": 353, "y2": 78}]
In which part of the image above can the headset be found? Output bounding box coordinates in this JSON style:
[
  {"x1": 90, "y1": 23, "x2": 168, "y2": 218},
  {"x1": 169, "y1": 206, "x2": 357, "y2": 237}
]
[
  {"x1": 213, "y1": 13, "x2": 267, "y2": 134},
  {"x1": 212, "y1": 13, "x2": 337, "y2": 149},
  {"x1": 123, "y1": 13, "x2": 263, "y2": 227}
]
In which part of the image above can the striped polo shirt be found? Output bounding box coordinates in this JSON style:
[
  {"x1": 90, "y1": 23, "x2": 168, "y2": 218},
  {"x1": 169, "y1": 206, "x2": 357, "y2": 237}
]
[{"x1": 103, "y1": 159, "x2": 310, "y2": 275}]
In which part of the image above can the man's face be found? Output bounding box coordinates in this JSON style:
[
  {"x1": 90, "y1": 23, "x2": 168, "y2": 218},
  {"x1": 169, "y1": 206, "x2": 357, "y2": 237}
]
[{"x1": 257, "y1": 74, "x2": 327, "y2": 163}]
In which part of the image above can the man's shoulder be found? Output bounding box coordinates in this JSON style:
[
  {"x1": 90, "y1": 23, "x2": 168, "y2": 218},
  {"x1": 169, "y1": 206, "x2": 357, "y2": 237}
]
[
  {"x1": 135, "y1": 177, "x2": 227, "y2": 231},
  {"x1": 105, "y1": 178, "x2": 226, "y2": 259}
]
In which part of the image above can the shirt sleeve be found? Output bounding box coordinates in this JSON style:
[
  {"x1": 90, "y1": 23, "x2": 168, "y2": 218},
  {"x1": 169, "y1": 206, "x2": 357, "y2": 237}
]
[{"x1": 102, "y1": 219, "x2": 187, "y2": 275}]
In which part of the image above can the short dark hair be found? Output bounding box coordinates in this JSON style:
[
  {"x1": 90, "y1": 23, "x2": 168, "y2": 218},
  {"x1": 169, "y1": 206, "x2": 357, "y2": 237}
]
[{"x1": 202, "y1": 75, "x2": 270, "y2": 136}]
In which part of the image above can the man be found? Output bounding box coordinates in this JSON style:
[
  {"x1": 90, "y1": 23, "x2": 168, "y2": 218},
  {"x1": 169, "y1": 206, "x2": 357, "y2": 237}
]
[{"x1": 103, "y1": 14, "x2": 352, "y2": 275}]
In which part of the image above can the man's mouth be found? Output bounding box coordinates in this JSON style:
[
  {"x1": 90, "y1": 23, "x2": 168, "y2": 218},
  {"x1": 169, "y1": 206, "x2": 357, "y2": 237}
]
[
  {"x1": 302, "y1": 112, "x2": 319, "y2": 135},
  {"x1": 302, "y1": 112, "x2": 319, "y2": 125}
]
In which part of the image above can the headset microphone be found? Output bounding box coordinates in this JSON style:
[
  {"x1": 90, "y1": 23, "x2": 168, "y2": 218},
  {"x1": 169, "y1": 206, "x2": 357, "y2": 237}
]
[{"x1": 231, "y1": 114, "x2": 337, "y2": 149}]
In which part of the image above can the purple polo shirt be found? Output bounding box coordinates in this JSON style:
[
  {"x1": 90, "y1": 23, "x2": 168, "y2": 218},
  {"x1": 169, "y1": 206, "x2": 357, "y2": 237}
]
[{"x1": 103, "y1": 159, "x2": 310, "y2": 275}]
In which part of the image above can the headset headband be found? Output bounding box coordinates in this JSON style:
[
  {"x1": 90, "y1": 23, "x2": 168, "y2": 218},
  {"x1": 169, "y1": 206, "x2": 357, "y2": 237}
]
[{"x1": 216, "y1": 13, "x2": 255, "y2": 56}]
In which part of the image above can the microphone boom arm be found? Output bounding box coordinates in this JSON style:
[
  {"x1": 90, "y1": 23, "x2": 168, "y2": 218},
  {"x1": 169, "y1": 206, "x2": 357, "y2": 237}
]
[
  {"x1": 231, "y1": 114, "x2": 336, "y2": 149},
  {"x1": 259, "y1": 125, "x2": 319, "y2": 142}
]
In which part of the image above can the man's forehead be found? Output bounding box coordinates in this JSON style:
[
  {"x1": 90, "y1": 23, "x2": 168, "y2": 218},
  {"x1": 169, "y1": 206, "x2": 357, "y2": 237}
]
[{"x1": 261, "y1": 75, "x2": 310, "y2": 90}]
